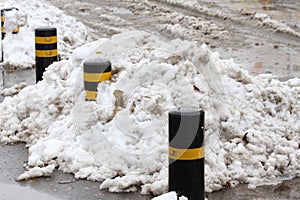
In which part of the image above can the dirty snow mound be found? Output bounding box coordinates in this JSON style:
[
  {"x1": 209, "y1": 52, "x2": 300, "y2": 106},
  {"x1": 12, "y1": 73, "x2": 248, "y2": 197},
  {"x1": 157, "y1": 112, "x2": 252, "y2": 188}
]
[{"x1": 0, "y1": 31, "x2": 299, "y2": 195}]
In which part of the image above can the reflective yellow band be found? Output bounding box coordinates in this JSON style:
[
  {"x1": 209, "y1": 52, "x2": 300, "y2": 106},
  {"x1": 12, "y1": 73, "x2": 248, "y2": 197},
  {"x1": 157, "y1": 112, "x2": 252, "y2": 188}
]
[
  {"x1": 169, "y1": 146, "x2": 205, "y2": 160},
  {"x1": 84, "y1": 71, "x2": 112, "y2": 82},
  {"x1": 1, "y1": 16, "x2": 4, "y2": 22},
  {"x1": 85, "y1": 90, "x2": 97, "y2": 100},
  {"x1": 35, "y1": 49, "x2": 58, "y2": 57},
  {"x1": 35, "y1": 36, "x2": 57, "y2": 44},
  {"x1": 1, "y1": 26, "x2": 19, "y2": 33},
  {"x1": 12, "y1": 27, "x2": 19, "y2": 33}
]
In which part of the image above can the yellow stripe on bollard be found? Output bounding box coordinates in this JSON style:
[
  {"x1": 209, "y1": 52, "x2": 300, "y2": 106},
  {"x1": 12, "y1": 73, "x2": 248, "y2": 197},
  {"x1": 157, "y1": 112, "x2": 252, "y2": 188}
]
[
  {"x1": 85, "y1": 90, "x2": 98, "y2": 100},
  {"x1": 1, "y1": 26, "x2": 19, "y2": 33},
  {"x1": 1, "y1": 16, "x2": 4, "y2": 22},
  {"x1": 12, "y1": 26, "x2": 19, "y2": 33},
  {"x1": 169, "y1": 146, "x2": 205, "y2": 160},
  {"x1": 35, "y1": 36, "x2": 57, "y2": 44},
  {"x1": 35, "y1": 49, "x2": 58, "y2": 57},
  {"x1": 84, "y1": 71, "x2": 112, "y2": 82}
]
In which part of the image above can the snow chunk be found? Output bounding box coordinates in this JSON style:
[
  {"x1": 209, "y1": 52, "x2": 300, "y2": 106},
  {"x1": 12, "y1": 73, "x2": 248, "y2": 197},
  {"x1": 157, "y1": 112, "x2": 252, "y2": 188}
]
[
  {"x1": 1, "y1": 82, "x2": 27, "y2": 96},
  {"x1": 17, "y1": 165, "x2": 55, "y2": 181}
]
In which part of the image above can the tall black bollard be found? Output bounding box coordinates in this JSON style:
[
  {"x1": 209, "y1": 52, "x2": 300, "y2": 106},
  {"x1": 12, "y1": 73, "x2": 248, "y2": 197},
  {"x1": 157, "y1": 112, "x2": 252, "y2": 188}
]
[
  {"x1": 169, "y1": 108, "x2": 205, "y2": 200},
  {"x1": 1, "y1": 7, "x2": 19, "y2": 62},
  {"x1": 35, "y1": 27, "x2": 58, "y2": 82},
  {"x1": 83, "y1": 59, "x2": 112, "y2": 101}
]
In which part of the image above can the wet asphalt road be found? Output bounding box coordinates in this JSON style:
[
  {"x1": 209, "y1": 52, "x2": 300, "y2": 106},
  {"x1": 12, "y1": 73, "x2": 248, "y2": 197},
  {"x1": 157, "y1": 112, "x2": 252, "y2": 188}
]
[
  {"x1": 0, "y1": 143, "x2": 153, "y2": 200},
  {"x1": 2, "y1": 142, "x2": 300, "y2": 200}
]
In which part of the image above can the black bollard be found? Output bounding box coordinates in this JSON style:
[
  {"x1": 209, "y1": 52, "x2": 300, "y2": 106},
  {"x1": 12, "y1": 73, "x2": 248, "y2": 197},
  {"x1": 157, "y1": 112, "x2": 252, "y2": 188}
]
[
  {"x1": 169, "y1": 108, "x2": 205, "y2": 200},
  {"x1": 83, "y1": 59, "x2": 112, "y2": 101},
  {"x1": 1, "y1": 7, "x2": 19, "y2": 62},
  {"x1": 35, "y1": 27, "x2": 58, "y2": 83}
]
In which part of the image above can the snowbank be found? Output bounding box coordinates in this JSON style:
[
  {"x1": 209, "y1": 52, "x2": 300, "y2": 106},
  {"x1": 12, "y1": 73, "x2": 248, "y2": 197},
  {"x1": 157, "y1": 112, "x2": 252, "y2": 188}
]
[
  {"x1": 0, "y1": 30, "x2": 299, "y2": 195},
  {"x1": 0, "y1": 0, "x2": 92, "y2": 69},
  {"x1": 152, "y1": 0, "x2": 228, "y2": 19},
  {"x1": 253, "y1": 12, "x2": 300, "y2": 37}
]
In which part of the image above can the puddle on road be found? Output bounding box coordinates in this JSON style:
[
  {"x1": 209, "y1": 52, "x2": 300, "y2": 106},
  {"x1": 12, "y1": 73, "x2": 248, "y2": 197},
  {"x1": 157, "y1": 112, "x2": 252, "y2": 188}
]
[{"x1": 0, "y1": 183, "x2": 59, "y2": 200}]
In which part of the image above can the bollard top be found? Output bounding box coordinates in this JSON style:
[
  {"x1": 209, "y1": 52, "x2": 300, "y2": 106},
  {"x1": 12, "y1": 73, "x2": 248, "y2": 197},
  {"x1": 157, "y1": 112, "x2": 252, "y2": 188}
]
[
  {"x1": 169, "y1": 108, "x2": 204, "y2": 117},
  {"x1": 169, "y1": 108, "x2": 205, "y2": 149},
  {"x1": 1, "y1": 8, "x2": 19, "y2": 14},
  {"x1": 83, "y1": 59, "x2": 112, "y2": 73},
  {"x1": 35, "y1": 27, "x2": 57, "y2": 37}
]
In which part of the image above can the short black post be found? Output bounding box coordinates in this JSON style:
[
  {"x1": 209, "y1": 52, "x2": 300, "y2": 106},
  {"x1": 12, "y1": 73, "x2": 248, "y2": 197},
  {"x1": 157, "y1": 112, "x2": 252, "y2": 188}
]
[
  {"x1": 1, "y1": 7, "x2": 19, "y2": 62},
  {"x1": 35, "y1": 27, "x2": 58, "y2": 83},
  {"x1": 83, "y1": 59, "x2": 112, "y2": 101},
  {"x1": 169, "y1": 108, "x2": 205, "y2": 200}
]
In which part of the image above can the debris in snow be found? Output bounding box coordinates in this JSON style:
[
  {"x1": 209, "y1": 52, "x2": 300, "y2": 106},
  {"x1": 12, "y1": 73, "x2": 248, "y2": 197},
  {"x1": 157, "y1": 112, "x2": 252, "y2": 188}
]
[{"x1": 57, "y1": 180, "x2": 74, "y2": 184}]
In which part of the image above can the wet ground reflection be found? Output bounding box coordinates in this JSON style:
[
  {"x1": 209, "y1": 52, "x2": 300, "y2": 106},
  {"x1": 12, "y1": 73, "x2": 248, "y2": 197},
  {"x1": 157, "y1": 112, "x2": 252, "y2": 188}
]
[
  {"x1": 208, "y1": 176, "x2": 300, "y2": 199},
  {"x1": 0, "y1": 183, "x2": 59, "y2": 200}
]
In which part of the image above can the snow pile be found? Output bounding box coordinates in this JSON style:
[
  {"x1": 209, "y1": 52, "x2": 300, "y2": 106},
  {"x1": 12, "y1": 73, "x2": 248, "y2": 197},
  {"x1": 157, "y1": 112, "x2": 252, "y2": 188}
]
[
  {"x1": 0, "y1": 30, "x2": 300, "y2": 196},
  {"x1": 152, "y1": 192, "x2": 187, "y2": 200},
  {"x1": 0, "y1": 0, "x2": 92, "y2": 69}
]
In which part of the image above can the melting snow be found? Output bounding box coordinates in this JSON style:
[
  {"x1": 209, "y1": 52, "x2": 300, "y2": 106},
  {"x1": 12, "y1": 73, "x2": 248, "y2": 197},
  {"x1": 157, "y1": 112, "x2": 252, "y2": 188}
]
[{"x1": 0, "y1": 0, "x2": 299, "y2": 198}]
